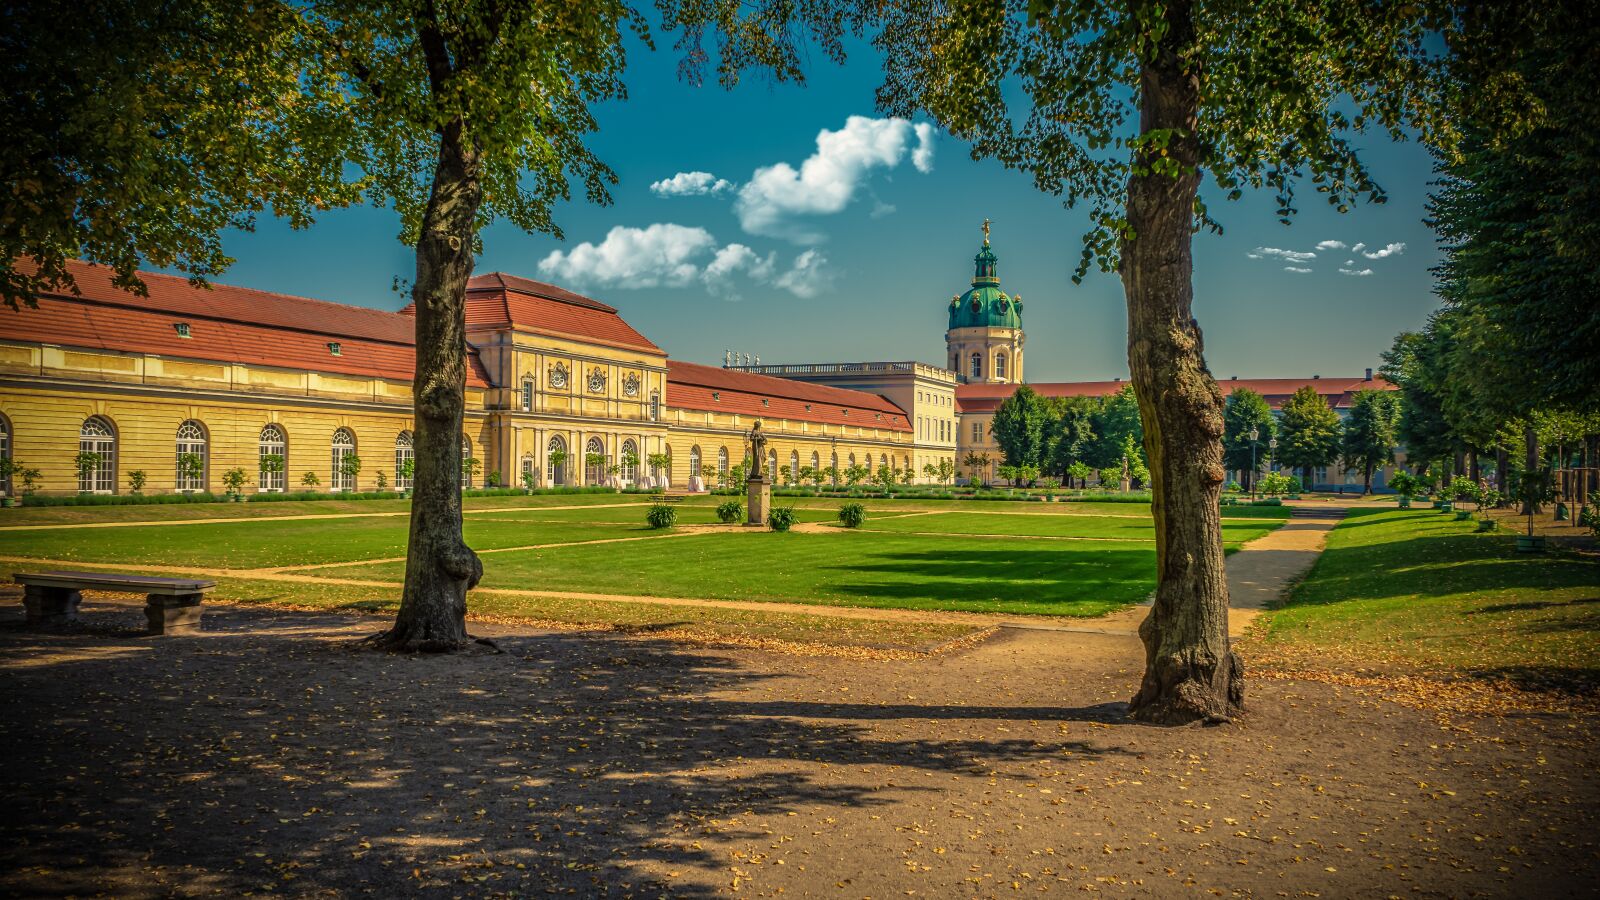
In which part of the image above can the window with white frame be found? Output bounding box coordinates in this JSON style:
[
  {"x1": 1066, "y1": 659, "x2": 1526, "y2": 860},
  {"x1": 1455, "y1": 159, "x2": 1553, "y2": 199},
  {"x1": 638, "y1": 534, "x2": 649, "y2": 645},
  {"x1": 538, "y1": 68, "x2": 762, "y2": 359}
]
[
  {"x1": 331, "y1": 428, "x2": 356, "y2": 492},
  {"x1": 521, "y1": 376, "x2": 534, "y2": 412},
  {"x1": 970, "y1": 352, "x2": 982, "y2": 379},
  {"x1": 717, "y1": 447, "x2": 729, "y2": 485},
  {"x1": 995, "y1": 351, "x2": 1008, "y2": 379},
  {"x1": 394, "y1": 431, "x2": 414, "y2": 490},
  {"x1": 649, "y1": 390, "x2": 661, "y2": 421},
  {"x1": 259, "y1": 424, "x2": 287, "y2": 492},
  {"x1": 621, "y1": 439, "x2": 639, "y2": 484},
  {"x1": 461, "y1": 436, "x2": 474, "y2": 489},
  {"x1": 0, "y1": 412, "x2": 10, "y2": 495},
  {"x1": 688, "y1": 445, "x2": 701, "y2": 481},
  {"x1": 585, "y1": 437, "x2": 606, "y2": 484},
  {"x1": 79, "y1": 417, "x2": 116, "y2": 494},
  {"x1": 972, "y1": 421, "x2": 982, "y2": 442},
  {"x1": 175, "y1": 420, "x2": 208, "y2": 493},
  {"x1": 547, "y1": 435, "x2": 567, "y2": 485}
]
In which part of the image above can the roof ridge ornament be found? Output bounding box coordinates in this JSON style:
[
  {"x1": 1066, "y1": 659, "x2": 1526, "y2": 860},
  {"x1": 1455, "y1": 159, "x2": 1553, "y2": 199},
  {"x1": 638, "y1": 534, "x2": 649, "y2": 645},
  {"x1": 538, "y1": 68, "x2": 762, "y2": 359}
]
[{"x1": 982, "y1": 217, "x2": 991, "y2": 246}]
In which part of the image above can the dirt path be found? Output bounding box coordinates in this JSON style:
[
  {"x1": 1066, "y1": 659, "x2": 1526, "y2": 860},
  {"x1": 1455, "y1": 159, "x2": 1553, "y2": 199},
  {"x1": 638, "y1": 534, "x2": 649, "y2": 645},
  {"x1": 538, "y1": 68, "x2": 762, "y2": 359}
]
[{"x1": 0, "y1": 601, "x2": 1592, "y2": 898}]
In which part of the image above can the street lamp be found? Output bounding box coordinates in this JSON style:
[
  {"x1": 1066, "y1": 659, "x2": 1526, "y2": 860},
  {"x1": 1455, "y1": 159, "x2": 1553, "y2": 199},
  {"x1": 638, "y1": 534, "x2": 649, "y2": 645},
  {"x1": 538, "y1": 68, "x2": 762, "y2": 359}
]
[
  {"x1": 1248, "y1": 426, "x2": 1260, "y2": 500},
  {"x1": 1268, "y1": 436, "x2": 1278, "y2": 478}
]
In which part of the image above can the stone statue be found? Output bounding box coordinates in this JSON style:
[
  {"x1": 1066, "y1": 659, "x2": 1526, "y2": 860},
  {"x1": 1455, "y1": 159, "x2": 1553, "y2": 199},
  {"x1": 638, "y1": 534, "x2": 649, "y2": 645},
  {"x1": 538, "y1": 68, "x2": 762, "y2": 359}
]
[{"x1": 747, "y1": 420, "x2": 768, "y2": 480}]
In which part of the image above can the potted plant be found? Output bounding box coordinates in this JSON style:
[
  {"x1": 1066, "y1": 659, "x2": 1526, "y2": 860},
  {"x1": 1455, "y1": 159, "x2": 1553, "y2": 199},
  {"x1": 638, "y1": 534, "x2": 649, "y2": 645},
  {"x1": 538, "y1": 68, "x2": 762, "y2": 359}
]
[
  {"x1": 1514, "y1": 468, "x2": 1552, "y2": 553},
  {"x1": 338, "y1": 453, "x2": 363, "y2": 492},
  {"x1": 74, "y1": 450, "x2": 103, "y2": 494},
  {"x1": 17, "y1": 466, "x2": 41, "y2": 501},
  {"x1": 646, "y1": 452, "x2": 671, "y2": 490},
  {"x1": 485, "y1": 468, "x2": 501, "y2": 488},
  {"x1": 375, "y1": 470, "x2": 389, "y2": 492},
  {"x1": 1449, "y1": 476, "x2": 1477, "y2": 521},
  {"x1": 521, "y1": 469, "x2": 537, "y2": 494},
  {"x1": 260, "y1": 453, "x2": 284, "y2": 492},
  {"x1": 222, "y1": 467, "x2": 249, "y2": 500},
  {"x1": 461, "y1": 456, "x2": 481, "y2": 489},
  {"x1": 1389, "y1": 471, "x2": 1418, "y2": 508},
  {"x1": 1475, "y1": 487, "x2": 1501, "y2": 532},
  {"x1": 301, "y1": 471, "x2": 321, "y2": 489},
  {"x1": 397, "y1": 457, "x2": 415, "y2": 496},
  {"x1": 548, "y1": 449, "x2": 568, "y2": 485}
]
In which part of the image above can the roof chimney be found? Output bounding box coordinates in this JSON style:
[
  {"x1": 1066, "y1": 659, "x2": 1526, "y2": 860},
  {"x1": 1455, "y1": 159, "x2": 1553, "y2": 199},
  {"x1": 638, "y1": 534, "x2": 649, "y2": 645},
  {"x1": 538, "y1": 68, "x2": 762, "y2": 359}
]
[
  {"x1": 1312, "y1": 374, "x2": 1320, "y2": 380},
  {"x1": 1365, "y1": 367, "x2": 1373, "y2": 381},
  {"x1": 1230, "y1": 375, "x2": 1237, "y2": 381}
]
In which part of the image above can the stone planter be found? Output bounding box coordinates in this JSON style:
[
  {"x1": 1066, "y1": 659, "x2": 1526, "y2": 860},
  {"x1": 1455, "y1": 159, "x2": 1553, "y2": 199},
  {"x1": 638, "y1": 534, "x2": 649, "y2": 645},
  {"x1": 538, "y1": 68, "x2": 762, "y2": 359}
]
[
  {"x1": 1554, "y1": 502, "x2": 1569, "y2": 521},
  {"x1": 1515, "y1": 534, "x2": 1546, "y2": 553},
  {"x1": 1476, "y1": 518, "x2": 1496, "y2": 532},
  {"x1": 1398, "y1": 496, "x2": 1412, "y2": 509},
  {"x1": 1454, "y1": 510, "x2": 1472, "y2": 521},
  {"x1": 0, "y1": 497, "x2": 14, "y2": 508},
  {"x1": 1437, "y1": 501, "x2": 1452, "y2": 513}
]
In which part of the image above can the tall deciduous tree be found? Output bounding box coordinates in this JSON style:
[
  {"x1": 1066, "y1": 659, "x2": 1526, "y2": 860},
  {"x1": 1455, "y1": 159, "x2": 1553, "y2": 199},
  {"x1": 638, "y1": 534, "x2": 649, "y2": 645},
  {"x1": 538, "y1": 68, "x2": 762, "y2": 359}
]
[
  {"x1": 870, "y1": 1, "x2": 1494, "y2": 720},
  {"x1": 1221, "y1": 389, "x2": 1275, "y2": 493},
  {"x1": 1083, "y1": 386, "x2": 1143, "y2": 470},
  {"x1": 1277, "y1": 386, "x2": 1342, "y2": 490},
  {"x1": 1341, "y1": 390, "x2": 1400, "y2": 494},
  {"x1": 990, "y1": 385, "x2": 1050, "y2": 469},
  {"x1": 1, "y1": 0, "x2": 358, "y2": 310}
]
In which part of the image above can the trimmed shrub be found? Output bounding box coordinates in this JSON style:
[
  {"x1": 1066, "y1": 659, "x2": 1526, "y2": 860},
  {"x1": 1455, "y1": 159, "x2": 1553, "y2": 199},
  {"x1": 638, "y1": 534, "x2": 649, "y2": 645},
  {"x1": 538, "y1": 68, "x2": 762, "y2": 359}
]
[
  {"x1": 716, "y1": 500, "x2": 744, "y2": 523},
  {"x1": 645, "y1": 504, "x2": 678, "y2": 529},
  {"x1": 837, "y1": 502, "x2": 867, "y2": 528},
  {"x1": 767, "y1": 506, "x2": 796, "y2": 532},
  {"x1": 21, "y1": 491, "x2": 224, "y2": 508}
]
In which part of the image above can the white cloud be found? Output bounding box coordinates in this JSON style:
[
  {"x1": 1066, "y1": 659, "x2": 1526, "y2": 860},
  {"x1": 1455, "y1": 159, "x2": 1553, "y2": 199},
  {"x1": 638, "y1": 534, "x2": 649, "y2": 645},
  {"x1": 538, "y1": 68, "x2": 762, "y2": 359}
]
[
  {"x1": 650, "y1": 171, "x2": 733, "y2": 198},
  {"x1": 1283, "y1": 266, "x2": 1313, "y2": 274},
  {"x1": 1351, "y1": 242, "x2": 1367, "y2": 253},
  {"x1": 1339, "y1": 267, "x2": 1375, "y2": 276},
  {"x1": 1345, "y1": 259, "x2": 1355, "y2": 265},
  {"x1": 1315, "y1": 240, "x2": 1347, "y2": 250},
  {"x1": 735, "y1": 116, "x2": 937, "y2": 242},
  {"x1": 1361, "y1": 241, "x2": 1405, "y2": 260},
  {"x1": 774, "y1": 249, "x2": 831, "y2": 299},
  {"x1": 1251, "y1": 247, "x2": 1317, "y2": 263},
  {"x1": 538, "y1": 224, "x2": 715, "y2": 289},
  {"x1": 538, "y1": 224, "x2": 822, "y2": 299}
]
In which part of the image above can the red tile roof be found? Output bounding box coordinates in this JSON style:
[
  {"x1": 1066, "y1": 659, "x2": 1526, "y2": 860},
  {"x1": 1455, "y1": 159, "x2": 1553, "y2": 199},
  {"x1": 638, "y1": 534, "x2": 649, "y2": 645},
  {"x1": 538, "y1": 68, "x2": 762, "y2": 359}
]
[
  {"x1": 955, "y1": 377, "x2": 1395, "y2": 414},
  {"x1": 8, "y1": 259, "x2": 490, "y2": 387},
  {"x1": 667, "y1": 360, "x2": 911, "y2": 432},
  {"x1": 416, "y1": 272, "x2": 664, "y2": 355}
]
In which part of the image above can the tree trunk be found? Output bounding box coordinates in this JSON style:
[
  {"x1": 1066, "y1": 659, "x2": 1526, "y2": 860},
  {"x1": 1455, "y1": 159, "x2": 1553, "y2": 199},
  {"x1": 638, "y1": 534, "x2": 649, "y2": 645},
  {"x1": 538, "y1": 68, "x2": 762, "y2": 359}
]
[
  {"x1": 1362, "y1": 465, "x2": 1372, "y2": 495},
  {"x1": 1522, "y1": 425, "x2": 1540, "y2": 515},
  {"x1": 369, "y1": 118, "x2": 484, "y2": 652},
  {"x1": 1123, "y1": 0, "x2": 1241, "y2": 725}
]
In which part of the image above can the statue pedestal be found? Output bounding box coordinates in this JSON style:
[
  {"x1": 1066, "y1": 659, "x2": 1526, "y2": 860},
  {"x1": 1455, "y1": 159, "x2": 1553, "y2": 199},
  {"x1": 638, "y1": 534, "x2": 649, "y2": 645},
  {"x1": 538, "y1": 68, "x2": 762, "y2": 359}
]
[
  {"x1": 746, "y1": 476, "x2": 771, "y2": 526},
  {"x1": 1118, "y1": 478, "x2": 1131, "y2": 493}
]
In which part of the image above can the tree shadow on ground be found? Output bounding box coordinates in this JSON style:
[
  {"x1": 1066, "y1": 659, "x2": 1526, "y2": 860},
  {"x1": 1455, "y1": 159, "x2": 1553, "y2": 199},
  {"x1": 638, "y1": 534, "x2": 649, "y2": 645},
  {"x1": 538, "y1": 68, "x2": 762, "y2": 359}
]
[
  {"x1": 820, "y1": 547, "x2": 1154, "y2": 612},
  {"x1": 0, "y1": 602, "x2": 1133, "y2": 898}
]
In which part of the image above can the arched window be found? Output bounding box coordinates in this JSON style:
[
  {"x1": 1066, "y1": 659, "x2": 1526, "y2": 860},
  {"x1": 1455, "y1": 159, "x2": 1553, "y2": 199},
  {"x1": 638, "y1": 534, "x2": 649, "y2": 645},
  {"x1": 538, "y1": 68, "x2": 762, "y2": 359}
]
[
  {"x1": 79, "y1": 417, "x2": 116, "y2": 494},
  {"x1": 621, "y1": 439, "x2": 639, "y2": 485},
  {"x1": 880, "y1": 454, "x2": 889, "y2": 475},
  {"x1": 970, "y1": 352, "x2": 983, "y2": 379},
  {"x1": 259, "y1": 424, "x2": 288, "y2": 493},
  {"x1": 863, "y1": 452, "x2": 873, "y2": 475},
  {"x1": 585, "y1": 436, "x2": 606, "y2": 484},
  {"x1": 789, "y1": 450, "x2": 799, "y2": 483},
  {"x1": 520, "y1": 375, "x2": 535, "y2": 412},
  {"x1": 521, "y1": 453, "x2": 536, "y2": 488},
  {"x1": 847, "y1": 453, "x2": 857, "y2": 470},
  {"x1": 461, "y1": 436, "x2": 474, "y2": 489},
  {"x1": 717, "y1": 447, "x2": 730, "y2": 485},
  {"x1": 394, "y1": 431, "x2": 414, "y2": 490},
  {"x1": 688, "y1": 445, "x2": 701, "y2": 481},
  {"x1": 547, "y1": 435, "x2": 567, "y2": 486},
  {"x1": 830, "y1": 452, "x2": 839, "y2": 484},
  {"x1": 995, "y1": 351, "x2": 1008, "y2": 379},
  {"x1": 331, "y1": 428, "x2": 356, "y2": 492},
  {"x1": 649, "y1": 390, "x2": 661, "y2": 421},
  {"x1": 810, "y1": 451, "x2": 820, "y2": 472},
  {"x1": 175, "y1": 421, "x2": 208, "y2": 493},
  {"x1": 0, "y1": 412, "x2": 10, "y2": 495}
]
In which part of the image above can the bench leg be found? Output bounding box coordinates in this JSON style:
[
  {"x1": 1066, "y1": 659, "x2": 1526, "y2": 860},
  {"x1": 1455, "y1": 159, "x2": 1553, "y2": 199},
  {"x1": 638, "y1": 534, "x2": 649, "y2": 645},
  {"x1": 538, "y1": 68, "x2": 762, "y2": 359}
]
[
  {"x1": 23, "y1": 585, "x2": 82, "y2": 625},
  {"x1": 145, "y1": 593, "x2": 205, "y2": 635}
]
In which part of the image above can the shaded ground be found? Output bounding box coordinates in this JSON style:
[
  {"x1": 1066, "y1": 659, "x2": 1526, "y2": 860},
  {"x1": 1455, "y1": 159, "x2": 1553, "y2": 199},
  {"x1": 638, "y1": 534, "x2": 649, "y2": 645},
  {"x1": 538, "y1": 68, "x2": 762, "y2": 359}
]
[{"x1": 3, "y1": 598, "x2": 1596, "y2": 898}]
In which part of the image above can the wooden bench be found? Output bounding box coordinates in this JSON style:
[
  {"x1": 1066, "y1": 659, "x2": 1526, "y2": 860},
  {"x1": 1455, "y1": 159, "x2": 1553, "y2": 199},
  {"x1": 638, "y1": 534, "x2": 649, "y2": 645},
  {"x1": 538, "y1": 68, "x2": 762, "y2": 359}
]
[
  {"x1": 648, "y1": 494, "x2": 683, "y2": 503},
  {"x1": 16, "y1": 571, "x2": 216, "y2": 635}
]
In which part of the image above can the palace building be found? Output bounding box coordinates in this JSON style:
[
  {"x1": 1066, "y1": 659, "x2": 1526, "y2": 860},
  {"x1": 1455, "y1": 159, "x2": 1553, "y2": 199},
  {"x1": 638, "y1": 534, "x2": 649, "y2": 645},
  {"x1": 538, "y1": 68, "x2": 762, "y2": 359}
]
[{"x1": 0, "y1": 228, "x2": 1392, "y2": 497}]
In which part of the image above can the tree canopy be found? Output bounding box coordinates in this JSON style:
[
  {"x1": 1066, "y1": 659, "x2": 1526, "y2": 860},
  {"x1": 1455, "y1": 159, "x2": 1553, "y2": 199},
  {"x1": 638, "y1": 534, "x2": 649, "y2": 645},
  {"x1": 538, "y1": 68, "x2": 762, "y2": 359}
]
[
  {"x1": 1341, "y1": 390, "x2": 1401, "y2": 493},
  {"x1": 1276, "y1": 386, "x2": 1342, "y2": 484},
  {"x1": 1221, "y1": 389, "x2": 1275, "y2": 489}
]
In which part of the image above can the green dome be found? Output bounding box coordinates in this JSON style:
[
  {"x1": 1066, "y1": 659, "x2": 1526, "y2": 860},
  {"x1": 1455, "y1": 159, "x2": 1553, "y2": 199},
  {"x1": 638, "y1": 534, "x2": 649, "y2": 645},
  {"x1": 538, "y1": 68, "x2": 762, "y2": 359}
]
[{"x1": 947, "y1": 235, "x2": 1023, "y2": 330}]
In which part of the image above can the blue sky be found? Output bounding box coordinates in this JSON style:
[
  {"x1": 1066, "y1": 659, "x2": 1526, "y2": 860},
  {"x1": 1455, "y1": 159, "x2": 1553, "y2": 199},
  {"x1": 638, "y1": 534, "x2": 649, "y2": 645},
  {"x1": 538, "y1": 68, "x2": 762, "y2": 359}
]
[{"x1": 199, "y1": 35, "x2": 1442, "y2": 382}]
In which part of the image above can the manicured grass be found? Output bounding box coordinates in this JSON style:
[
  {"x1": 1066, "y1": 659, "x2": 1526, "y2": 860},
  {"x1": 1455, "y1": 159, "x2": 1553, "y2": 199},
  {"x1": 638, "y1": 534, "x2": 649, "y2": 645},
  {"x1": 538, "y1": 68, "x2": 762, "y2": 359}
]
[
  {"x1": 300, "y1": 530, "x2": 1161, "y2": 617},
  {"x1": 0, "y1": 492, "x2": 646, "y2": 526},
  {"x1": 0, "y1": 515, "x2": 655, "y2": 568},
  {"x1": 1249, "y1": 508, "x2": 1600, "y2": 685},
  {"x1": 852, "y1": 510, "x2": 1282, "y2": 543}
]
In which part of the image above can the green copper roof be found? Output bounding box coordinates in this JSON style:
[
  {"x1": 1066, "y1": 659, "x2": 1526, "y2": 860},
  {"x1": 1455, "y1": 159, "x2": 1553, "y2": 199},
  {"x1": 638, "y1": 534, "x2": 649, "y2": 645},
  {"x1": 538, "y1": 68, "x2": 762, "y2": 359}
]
[{"x1": 947, "y1": 236, "x2": 1022, "y2": 330}]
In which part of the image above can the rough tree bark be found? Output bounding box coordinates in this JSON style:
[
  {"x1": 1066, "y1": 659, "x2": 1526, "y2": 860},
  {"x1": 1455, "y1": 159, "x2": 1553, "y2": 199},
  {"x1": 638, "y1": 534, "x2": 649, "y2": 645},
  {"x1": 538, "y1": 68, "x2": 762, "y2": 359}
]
[
  {"x1": 1123, "y1": 0, "x2": 1242, "y2": 724},
  {"x1": 368, "y1": 112, "x2": 484, "y2": 651}
]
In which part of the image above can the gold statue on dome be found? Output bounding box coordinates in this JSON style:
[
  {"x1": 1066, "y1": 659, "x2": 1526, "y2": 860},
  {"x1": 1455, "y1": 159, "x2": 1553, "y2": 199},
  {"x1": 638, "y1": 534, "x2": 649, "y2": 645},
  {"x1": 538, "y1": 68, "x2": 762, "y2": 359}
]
[{"x1": 982, "y1": 218, "x2": 991, "y2": 245}]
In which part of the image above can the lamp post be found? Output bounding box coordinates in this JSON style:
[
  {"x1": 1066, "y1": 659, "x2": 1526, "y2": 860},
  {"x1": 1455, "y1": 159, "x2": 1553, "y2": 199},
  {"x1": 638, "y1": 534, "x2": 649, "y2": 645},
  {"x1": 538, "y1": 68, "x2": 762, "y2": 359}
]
[
  {"x1": 1248, "y1": 426, "x2": 1260, "y2": 500},
  {"x1": 1268, "y1": 436, "x2": 1279, "y2": 483}
]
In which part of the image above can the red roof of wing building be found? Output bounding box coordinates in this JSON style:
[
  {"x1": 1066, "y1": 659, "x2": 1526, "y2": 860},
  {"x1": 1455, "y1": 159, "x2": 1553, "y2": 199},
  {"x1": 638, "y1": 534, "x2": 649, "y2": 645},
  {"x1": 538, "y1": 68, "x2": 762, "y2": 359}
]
[
  {"x1": 415, "y1": 272, "x2": 663, "y2": 355},
  {"x1": 667, "y1": 360, "x2": 912, "y2": 432},
  {"x1": 955, "y1": 376, "x2": 1395, "y2": 414},
  {"x1": 6, "y1": 259, "x2": 491, "y2": 387}
]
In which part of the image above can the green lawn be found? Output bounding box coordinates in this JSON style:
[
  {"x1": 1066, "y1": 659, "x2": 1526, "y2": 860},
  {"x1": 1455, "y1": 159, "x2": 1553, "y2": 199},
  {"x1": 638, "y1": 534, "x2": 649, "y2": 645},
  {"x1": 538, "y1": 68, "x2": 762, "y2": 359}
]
[
  {"x1": 852, "y1": 510, "x2": 1283, "y2": 542},
  {"x1": 0, "y1": 492, "x2": 643, "y2": 526},
  {"x1": 298, "y1": 530, "x2": 1161, "y2": 617},
  {"x1": 1249, "y1": 508, "x2": 1600, "y2": 686},
  {"x1": 0, "y1": 515, "x2": 654, "y2": 568}
]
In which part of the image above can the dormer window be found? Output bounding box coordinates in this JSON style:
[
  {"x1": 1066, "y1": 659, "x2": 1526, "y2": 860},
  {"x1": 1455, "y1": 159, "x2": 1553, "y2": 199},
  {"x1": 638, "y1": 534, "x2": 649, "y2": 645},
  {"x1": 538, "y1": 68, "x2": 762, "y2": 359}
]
[
  {"x1": 762, "y1": 398, "x2": 769, "y2": 407},
  {"x1": 173, "y1": 322, "x2": 191, "y2": 338},
  {"x1": 712, "y1": 392, "x2": 720, "y2": 401},
  {"x1": 805, "y1": 404, "x2": 812, "y2": 412},
  {"x1": 327, "y1": 342, "x2": 342, "y2": 356}
]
